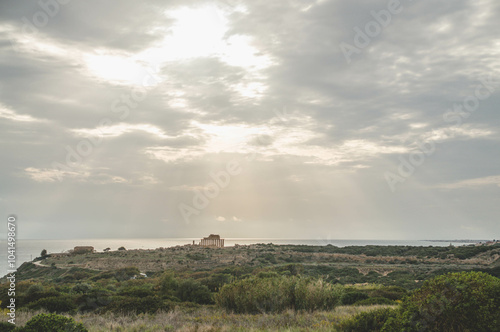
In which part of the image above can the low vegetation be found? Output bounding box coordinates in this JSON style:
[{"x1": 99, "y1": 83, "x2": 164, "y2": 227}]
[
  {"x1": 1, "y1": 243, "x2": 498, "y2": 331},
  {"x1": 216, "y1": 273, "x2": 343, "y2": 313}
]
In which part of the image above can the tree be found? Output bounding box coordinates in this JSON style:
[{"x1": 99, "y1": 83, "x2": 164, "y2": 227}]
[
  {"x1": 103, "y1": 247, "x2": 111, "y2": 252},
  {"x1": 40, "y1": 249, "x2": 47, "y2": 258},
  {"x1": 118, "y1": 246, "x2": 126, "y2": 251}
]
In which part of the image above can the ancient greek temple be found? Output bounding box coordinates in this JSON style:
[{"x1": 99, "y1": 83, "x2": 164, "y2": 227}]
[{"x1": 198, "y1": 234, "x2": 224, "y2": 247}]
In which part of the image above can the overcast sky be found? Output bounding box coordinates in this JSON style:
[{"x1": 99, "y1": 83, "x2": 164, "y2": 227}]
[{"x1": 1, "y1": 0, "x2": 499, "y2": 240}]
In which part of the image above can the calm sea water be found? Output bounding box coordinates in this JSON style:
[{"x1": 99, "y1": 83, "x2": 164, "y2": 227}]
[{"x1": 0, "y1": 238, "x2": 481, "y2": 277}]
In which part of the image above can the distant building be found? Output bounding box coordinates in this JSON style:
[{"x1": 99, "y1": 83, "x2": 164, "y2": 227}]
[
  {"x1": 73, "y1": 246, "x2": 95, "y2": 254},
  {"x1": 198, "y1": 234, "x2": 224, "y2": 248}
]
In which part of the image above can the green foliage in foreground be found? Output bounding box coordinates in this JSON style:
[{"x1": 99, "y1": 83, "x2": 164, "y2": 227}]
[
  {"x1": 343, "y1": 271, "x2": 500, "y2": 332},
  {"x1": 341, "y1": 308, "x2": 397, "y2": 332},
  {"x1": 14, "y1": 313, "x2": 87, "y2": 332},
  {"x1": 387, "y1": 271, "x2": 500, "y2": 332},
  {"x1": 216, "y1": 274, "x2": 344, "y2": 313},
  {"x1": 0, "y1": 321, "x2": 16, "y2": 332}
]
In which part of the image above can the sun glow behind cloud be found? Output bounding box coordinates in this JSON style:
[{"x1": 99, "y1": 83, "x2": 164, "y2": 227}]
[
  {"x1": 137, "y1": 5, "x2": 272, "y2": 68},
  {"x1": 143, "y1": 118, "x2": 411, "y2": 166},
  {"x1": 84, "y1": 53, "x2": 158, "y2": 87},
  {"x1": 80, "y1": 4, "x2": 273, "y2": 97}
]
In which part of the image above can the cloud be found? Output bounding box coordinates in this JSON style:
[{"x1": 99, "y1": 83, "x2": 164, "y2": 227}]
[
  {"x1": 0, "y1": 0, "x2": 499, "y2": 240},
  {"x1": 434, "y1": 176, "x2": 500, "y2": 189}
]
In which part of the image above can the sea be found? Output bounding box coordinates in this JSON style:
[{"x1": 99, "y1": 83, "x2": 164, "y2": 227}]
[{"x1": 0, "y1": 238, "x2": 484, "y2": 277}]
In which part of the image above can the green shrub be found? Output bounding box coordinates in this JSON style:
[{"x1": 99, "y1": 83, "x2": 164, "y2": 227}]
[
  {"x1": 354, "y1": 297, "x2": 395, "y2": 306},
  {"x1": 341, "y1": 291, "x2": 369, "y2": 305},
  {"x1": 368, "y1": 286, "x2": 407, "y2": 301},
  {"x1": 186, "y1": 253, "x2": 207, "y2": 261},
  {"x1": 0, "y1": 321, "x2": 15, "y2": 331},
  {"x1": 118, "y1": 284, "x2": 154, "y2": 298},
  {"x1": 90, "y1": 271, "x2": 115, "y2": 281},
  {"x1": 216, "y1": 275, "x2": 343, "y2": 313},
  {"x1": 217, "y1": 274, "x2": 294, "y2": 313},
  {"x1": 72, "y1": 283, "x2": 92, "y2": 294},
  {"x1": 28, "y1": 295, "x2": 77, "y2": 313},
  {"x1": 341, "y1": 308, "x2": 397, "y2": 332},
  {"x1": 19, "y1": 313, "x2": 87, "y2": 332},
  {"x1": 201, "y1": 273, "x2": 232, "y2": 292},
  {"x1": 25, "y1": 284, "x2": 44, "y2": 297},
  {"x1": 176, "y1": 279, "x2": 212, "y2": 304},
  {"x1": 386, "y1": 271, "x2": 500, "y2": 332},
  {"x1": 293, "y1": 278, "x2": 343, "y2": 311},
  {"x1": 21, "y1": 286, "x2": 60, "y2": 306},
  {"x1": 76, "y1": 289, "x2": 112, "y2": 312},
  {"x1": 114, "y1": 267, "x2": 140, "y2": 281},
  {"x1": 158, "y1": 272, "x2": 179, "y2": 298}
]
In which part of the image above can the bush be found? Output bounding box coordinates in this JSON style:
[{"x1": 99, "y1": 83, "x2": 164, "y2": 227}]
[
  {"x1": 176, "y1": 279, "x2": 212, "y2": 304},
  {"x1": 19, "y1": 313, "x2": 87, "y2": 332},
  {"x1": 385, "y1": 271, "x2": 500, "y2": 332},
  {"x1": 120, "y1": 285, "x2": 154, "y2": 298},
  {"x1": 354, "y1": 297, "x2": 395, "y2": 306},
  {"x1": 201, "y1": 273, "x2": 232, "y2": 292},
  {"x1": 28, "y1": 295, "x2": 77, "y2": 313},
  {"x1": 72, "y1": 283, "x2": 92, "y2": 294},
  {"x1": 0, "y1": 322, "x2": 15, "y2": 331},
  {"x1": 341, "y1": 291, "x2": 369, "y2": 305},
  {"x1": 158, "y1": 272, "x2": 179, "y2": 299},
  {"x1": 293, "y1": 278, "x2": 342, "y2": 311},
  {"x1": 25, "y1": 284, "x2": 44, "y2": 297},
  {"x1": 21, "y1": 285, "x2": 57, "y2": 305},
  {"x1": 76, "y1": 289, "x2": 112, "y2": 312},
  {"x1": 114, "y1": 267, "x2": 140, "y2": 281},
  {"x1": 341, "y1": 308, "x2": 397, "y2": 332},
  {"x1": 216, "y1": 275, "x2": 343, "y2": 313},
  {"x1": 216, "y1": 274, "x2": 295, "y2": 313},
  {"x1": 368, "y1": 286, "x2": 407, "y2": 301}
]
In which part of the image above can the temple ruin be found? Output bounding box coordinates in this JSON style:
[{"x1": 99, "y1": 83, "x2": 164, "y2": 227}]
[{"x1": 197, "y1": 234, "x2": 224, "y2": 247}]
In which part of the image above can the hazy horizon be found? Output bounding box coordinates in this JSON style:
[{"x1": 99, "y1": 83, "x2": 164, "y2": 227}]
[
  {"x1": 1, "y1": 0, "x2": 499, "y2": 240},
  {"x1": 9, "y1": 236, "x2": 495, "y2": 241}
]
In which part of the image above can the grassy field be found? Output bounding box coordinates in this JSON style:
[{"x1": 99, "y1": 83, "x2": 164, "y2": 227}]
[{"x1": 9, "y1": 305, "x2": 396, "y2": 332}]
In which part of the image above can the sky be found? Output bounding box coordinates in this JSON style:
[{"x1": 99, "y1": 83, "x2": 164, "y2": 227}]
[{"x1": 0, "y1": 0, "x2": 499, "y2": 240}]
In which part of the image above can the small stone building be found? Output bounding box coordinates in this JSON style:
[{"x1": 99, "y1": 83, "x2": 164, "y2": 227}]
[{"x1": 73, "y1": 246, "x2": 95, "y2": 254}]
